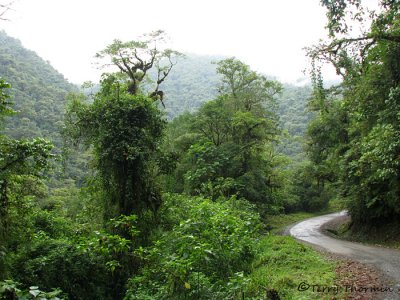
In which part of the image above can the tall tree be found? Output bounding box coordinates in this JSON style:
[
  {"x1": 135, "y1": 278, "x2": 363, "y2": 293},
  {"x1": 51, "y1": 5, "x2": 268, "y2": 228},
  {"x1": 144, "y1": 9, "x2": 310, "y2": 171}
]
[
  {"x1": 215, "y1": 58, "x2": 281, "y2": 185},
  {"x1": 95, "y1": 30, "x2": 183, "y2": 106},
  {"x1": 65, "y1": 32, "x2": 181, "y2": 219},
  {"x1": 306, "y1": 0, "x2": 400, "y2": 224},
  {"x1": 167, "y1": 58, "x2": 283, "y2": 204}
]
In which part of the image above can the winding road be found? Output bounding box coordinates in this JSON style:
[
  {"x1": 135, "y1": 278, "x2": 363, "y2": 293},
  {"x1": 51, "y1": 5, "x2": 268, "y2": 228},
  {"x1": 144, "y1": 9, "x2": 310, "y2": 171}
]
[{"x1": 289, "y1": 211, "x2": 400, "y2": 299}]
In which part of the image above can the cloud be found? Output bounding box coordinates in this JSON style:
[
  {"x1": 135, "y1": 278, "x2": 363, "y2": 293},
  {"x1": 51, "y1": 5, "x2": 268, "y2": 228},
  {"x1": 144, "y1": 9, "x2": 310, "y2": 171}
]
[{"x1": 2, "y1": 0, "x2": 338, "y2": 84}]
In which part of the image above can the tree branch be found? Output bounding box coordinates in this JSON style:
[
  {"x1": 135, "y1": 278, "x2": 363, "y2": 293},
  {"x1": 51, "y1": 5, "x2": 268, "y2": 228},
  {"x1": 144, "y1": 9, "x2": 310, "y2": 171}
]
[{"x1": 0, "y1": 1, "x2": 14, "y2": 21}]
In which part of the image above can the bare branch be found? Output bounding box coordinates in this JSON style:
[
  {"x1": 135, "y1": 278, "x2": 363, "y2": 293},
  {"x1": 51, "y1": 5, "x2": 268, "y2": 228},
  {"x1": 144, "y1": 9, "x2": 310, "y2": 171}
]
[
  {"x1": 0, "y1": 1, "x2": 14, "y2": 21},
  {"x1": 118, "y1": 51, "x2": 135, "y2": 80}
]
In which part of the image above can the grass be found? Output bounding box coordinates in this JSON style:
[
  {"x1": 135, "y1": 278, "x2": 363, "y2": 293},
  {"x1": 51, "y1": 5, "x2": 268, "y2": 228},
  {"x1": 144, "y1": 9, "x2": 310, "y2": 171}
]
[
  {"x1": 263, "y1": 205, "x2": 339, "y2": 234},
  {"x1": 264, "y1": 212, "x2": 319, "y2": 234},
  {"x1": 245, "y1": 235, "x2": 344, "y2": 299},
  {"x1": 239, "y1": 210, "x2": 348, "y2": 299}
]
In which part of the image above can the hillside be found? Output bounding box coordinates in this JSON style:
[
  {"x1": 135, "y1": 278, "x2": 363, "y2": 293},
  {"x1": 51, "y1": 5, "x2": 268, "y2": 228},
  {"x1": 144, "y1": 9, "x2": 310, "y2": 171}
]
[
  {"x1": 0, "y1": 30, "x2": 331, "y2": 300},
  {"x1": 158, "y1": 53, "x2": 222, "y2": 118},
  {"x1": 2, "y1": 2, "x2": 399, "y2": 298},
  {"x1": 162, "y1": 55, "x2": 312, "y2": 137},
  {"x1": 0, "y1": 31, "x2": 86, "y2": 186},
  {"x1": 158, "y1": 53, "x2": 312, "y2": 159},
  {"x1": 0, "y1": 31, "x2": 77, "y2": 146},
  {"x1": 161, "y1": 57, "x2": 312, "y2": 158},
  {"x1": 277, "y1": 84, "x2": 313, "y2": 159},
  {"x1": 0, "y1": 30, "x2": 311, "y2": 165}
]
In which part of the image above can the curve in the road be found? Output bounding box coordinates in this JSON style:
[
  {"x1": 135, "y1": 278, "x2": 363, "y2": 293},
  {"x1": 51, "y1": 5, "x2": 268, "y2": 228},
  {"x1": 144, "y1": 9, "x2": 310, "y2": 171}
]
[{"x1": 290, "y1": 211, "x2": 400, "y2": 284}]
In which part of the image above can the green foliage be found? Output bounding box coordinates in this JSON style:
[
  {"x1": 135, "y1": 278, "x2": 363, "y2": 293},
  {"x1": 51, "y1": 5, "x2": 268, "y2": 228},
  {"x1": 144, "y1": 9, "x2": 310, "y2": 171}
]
[
  {"x1": 0, "y1": 79, "x2": 13, "y2": 121},
  {"x1": 125, "y1": 194, "x2": 261, "y2": 299},
  {"x1": 162, "y1": 58, "x2": 284, "y2": 210},
  {"x1": 306, "y1": 1, "x2": 400, "y2": 225},
  {"x1": 65, "y1": 78, "x2": 165, "y2": 218},
  {"x1": 10, "y1": 213, "x2": 140, "y2": 300},
  {"x1": 0, "y1": 31, "x2": 76, "y2": 145},
  {"x1": 0, "y1": 280, "x2": 63, "y2": 300},
  {"x1": 184, "y1": 141, "x2": 239, "y2": 197},
  {"x1": 290, "y1": 98, "x2": 349, "y2": 212},
  {"x1": 0, "y1": 138, "x2": 54, "y2": 177},
  {"x1": 11, "y1": 236, "x2": 111, "y2": 300},
  {"x1": 0, "y1": 78, "x2": 54, "y2": 280},
  {"x1": 290, "y1": 162, "x2": 335, "y2": 212}
]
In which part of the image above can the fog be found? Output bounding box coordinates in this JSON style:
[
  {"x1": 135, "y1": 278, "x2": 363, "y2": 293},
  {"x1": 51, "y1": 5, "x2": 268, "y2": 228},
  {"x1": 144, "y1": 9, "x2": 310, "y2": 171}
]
[{"x1": 1, "y1": 0, "x2": 338, "y2": 84}]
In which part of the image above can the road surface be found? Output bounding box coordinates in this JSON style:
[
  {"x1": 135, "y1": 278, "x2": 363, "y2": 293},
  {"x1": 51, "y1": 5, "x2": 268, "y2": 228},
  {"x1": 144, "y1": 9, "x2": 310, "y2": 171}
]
[{"x1": 289, "y1": 211, "x2": 400, "y2": 299}]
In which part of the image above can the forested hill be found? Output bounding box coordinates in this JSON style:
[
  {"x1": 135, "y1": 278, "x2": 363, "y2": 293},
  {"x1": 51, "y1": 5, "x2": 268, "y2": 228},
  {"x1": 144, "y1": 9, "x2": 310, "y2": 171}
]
[
  {"x1": 0, "y1": 30, "x2": 311, "y2": 160},
  {"x1": 161, "y1": 53, "x2": 223, "y2": 118},
  {"x1": 161, "y1": 56, "x2": 312, "y2": 158},
  {"x1": 0, "y1": 30, "x2": 77, "y2": 146},
  {"x1": 162, "y1": 55, "x2": 312, "y2": 131},
  {"x1": 160, "y1": 54, "x2": 312, "y2": 159},
  {"x1": 277, "y1": 85, "x2": 313, "y2": 158}
]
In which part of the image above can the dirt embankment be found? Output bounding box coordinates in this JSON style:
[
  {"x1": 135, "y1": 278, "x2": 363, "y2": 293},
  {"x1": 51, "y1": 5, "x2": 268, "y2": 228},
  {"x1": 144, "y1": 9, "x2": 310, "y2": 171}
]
[{"x1": 321, "y1": 213, "x2": 400, "y2": 250}]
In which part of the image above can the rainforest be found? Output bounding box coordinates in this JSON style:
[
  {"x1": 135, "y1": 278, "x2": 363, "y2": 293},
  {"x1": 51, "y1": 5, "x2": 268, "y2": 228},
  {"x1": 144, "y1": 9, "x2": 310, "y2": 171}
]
[{"x1": 1, "y1": 1, "x2": 400, "y2": 299}]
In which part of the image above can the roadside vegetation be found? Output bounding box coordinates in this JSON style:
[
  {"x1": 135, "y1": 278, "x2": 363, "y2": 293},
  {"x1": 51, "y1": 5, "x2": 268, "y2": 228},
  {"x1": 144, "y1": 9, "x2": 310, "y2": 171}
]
[{"x1": 323, "y1": 217, "x2": 400, "y2": 250}]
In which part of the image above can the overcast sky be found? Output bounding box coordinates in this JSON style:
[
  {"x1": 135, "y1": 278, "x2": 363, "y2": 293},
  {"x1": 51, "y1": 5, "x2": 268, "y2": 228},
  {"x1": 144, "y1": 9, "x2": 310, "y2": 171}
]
[{"x1": 1, "y1": 0, "x2": 337, "y2": 84}]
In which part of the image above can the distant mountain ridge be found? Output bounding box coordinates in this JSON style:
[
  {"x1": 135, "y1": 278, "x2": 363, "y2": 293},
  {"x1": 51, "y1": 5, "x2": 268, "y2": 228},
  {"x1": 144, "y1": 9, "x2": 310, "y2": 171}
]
[{"x1": 0, "y1": 31, "x2": 311, "y2": 161}]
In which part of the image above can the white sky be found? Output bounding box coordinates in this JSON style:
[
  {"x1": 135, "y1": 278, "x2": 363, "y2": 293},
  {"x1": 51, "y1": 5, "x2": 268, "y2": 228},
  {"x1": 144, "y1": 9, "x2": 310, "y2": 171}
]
[{"x1": 1, "y1": 0, "x2": 338, "y2": 84}]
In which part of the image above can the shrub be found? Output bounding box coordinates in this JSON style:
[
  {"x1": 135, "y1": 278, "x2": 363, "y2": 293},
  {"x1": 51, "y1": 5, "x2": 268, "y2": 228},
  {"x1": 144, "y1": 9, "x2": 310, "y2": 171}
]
[{"x1": 125, "y1": 194, "x2": 261, "y2": 299}]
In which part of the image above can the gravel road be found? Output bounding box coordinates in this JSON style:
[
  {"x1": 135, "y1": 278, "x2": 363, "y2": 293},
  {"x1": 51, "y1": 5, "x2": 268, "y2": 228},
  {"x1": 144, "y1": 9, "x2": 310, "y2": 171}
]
[{"x1": 289, "y1": 211, "x2": 400, "y2": 299}]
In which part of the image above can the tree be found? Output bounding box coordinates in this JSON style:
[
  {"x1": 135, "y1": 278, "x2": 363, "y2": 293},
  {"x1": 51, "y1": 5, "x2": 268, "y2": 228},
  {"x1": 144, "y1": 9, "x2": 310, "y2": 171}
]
[
  {"x1": 191, "y1": 96, "x2": 233, "y2": 147},
  {"x1": 166, "y1": 58, "x2": 283, "y2": 205},
  {"x1": 0, "y1": 1, "x2": 13, "y2": 21},
  {"x1": 95, "y1": 30, "x2": 183, "y2": 106},
  {"x1": 0, "y1": 78, "x2": 53, "y2": 279},
  {"x1": 66, "y1": 87, "x2": 165, "y2": 218},
  {"x1": 307, "y1": 0, "x2": 400, "y2": 78},
  {"x1": 215, "y1": 59, "x2": 281, "y2": 187},
  {"x1": 65, "y1": 32, "x2": 181, "y2": 220},
  {"x1": 306, "y1": 0, "x2": 400, "y2": 224},
  {"x1": 216, "y1": 58, "x2": 281, "y2": 112}
]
